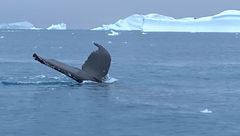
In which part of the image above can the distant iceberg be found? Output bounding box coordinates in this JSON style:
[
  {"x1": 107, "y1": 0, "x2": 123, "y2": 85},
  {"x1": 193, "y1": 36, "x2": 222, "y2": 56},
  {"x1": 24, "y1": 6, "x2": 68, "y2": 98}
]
[
  {"x1": 0, "y1": 22, "x2": 67, "y2": 30},
  {"x1": 93, "y1": 10, "x2": 240, "y2": 32},
  {"x1": 0, "y1": 21, "x2": 35, "y2": 30},
  {"x1": 47, "y1": 23, "x2": 67, "y2": 30}
]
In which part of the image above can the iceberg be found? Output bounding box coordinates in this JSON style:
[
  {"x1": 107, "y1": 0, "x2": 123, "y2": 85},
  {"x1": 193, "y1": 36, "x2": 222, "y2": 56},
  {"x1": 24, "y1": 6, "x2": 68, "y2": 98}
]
[
  {"x1": 93, "y1": 10, "x2": 240, "y2": 32},
  {"x1": 47, "y1": 23, "x2": 67, "y2": 30},
  {"x1": 31, "y1": 27, "x2": 42, "y2": 30},
  {"x1": 108, "y1": 30, "x2": 119, "y2": 36},
  {"x1": 200, "y1": 109, "x2": 213, "y2": 114},
  {"x1": 0, "y1": 21, "x2": 35, "y2": 29},
  {"x1": 0, "y1": 22, "x2": 67, "y2": 30}
]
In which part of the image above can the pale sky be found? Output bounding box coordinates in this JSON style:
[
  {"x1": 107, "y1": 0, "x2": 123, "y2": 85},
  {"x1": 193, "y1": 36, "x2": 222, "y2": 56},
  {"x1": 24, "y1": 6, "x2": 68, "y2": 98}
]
[{"x1": 0, "y1": 0, "x2": 239, "y2": 29}]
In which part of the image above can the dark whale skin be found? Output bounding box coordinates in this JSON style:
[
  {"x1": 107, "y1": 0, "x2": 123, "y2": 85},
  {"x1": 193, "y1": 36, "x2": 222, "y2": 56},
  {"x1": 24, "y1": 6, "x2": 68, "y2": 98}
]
[{"x1": 33, "y1": 42, "x2": 111, "y2": 83}]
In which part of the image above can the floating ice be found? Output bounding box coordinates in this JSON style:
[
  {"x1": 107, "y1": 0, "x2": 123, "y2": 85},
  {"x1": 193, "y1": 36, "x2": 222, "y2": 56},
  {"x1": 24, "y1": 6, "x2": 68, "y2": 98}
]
[
  {"x1": 0, "y1": 21, "x2": 67, "y2": 30},
  {"x1": 0, "y1": 36, "x2": 4, "y2": 39},
  {"x1": 93, "y1": 10, "x2": 240, "y2": 32},
  {"x1": 31, "y1": 27, "x2": 42, "y2": 30},
  {"x1": 47, "y1": 23, "x2": 67, "y2": 30},
  {"x1": 0, "y1": 21, "x2": 35, "y2": 29},
  {"x1": 108, "y1": 30, "x2": 119, "y2": 36},
  {"x1": 200, "y1": 108, "x2": 213, "y2": 114}
]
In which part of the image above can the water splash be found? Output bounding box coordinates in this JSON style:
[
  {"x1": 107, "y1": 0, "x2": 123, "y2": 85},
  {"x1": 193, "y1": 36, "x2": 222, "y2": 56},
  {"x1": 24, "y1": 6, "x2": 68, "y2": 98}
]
[
  {"x1": 82, "y1": 75, "x2": 118, "y2": 84},
  {"x1": 102, "y1": 74, "x2": 118, "y2": 83},
  {"x1": 1, "y1": 74, "x2": 117, "y2": 86}
]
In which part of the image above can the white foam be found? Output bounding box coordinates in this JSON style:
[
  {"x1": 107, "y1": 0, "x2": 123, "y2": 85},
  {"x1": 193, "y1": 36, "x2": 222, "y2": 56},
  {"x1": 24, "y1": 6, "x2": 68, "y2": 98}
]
[
  {"x1": 0, "y1": 36, "x2": 4, "y2": 39},
  {"x1": 82, "y1": 75, "x2": 118, "y2": 84},
  {"x1": 200, "y1": 108, "x2": 213, "y2": 114},
  {"x1": 29, "y1": 75, "x2": 46, "y2": 79},
  {"x1": 50, "y1": 76, "x2": 61, "y2": 80},
  {"x1": 36, "y1": 75, "x2": 46, "y2": 78},
  {"x1": 103, "y1": 77, "x2": 118, "y2": 83},
  {"x1": 82, "y1": 80, "x2": 95, "y2": 84}
]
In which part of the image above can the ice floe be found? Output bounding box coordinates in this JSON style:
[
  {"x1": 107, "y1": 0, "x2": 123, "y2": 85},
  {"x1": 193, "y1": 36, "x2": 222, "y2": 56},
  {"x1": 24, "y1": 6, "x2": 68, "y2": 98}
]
[
  {"x1": 200, "y1": 108, "x2": 213, "y2": 114},
  {"x1": 108, "y1": 30, "x2": 119, "y2": 36}
]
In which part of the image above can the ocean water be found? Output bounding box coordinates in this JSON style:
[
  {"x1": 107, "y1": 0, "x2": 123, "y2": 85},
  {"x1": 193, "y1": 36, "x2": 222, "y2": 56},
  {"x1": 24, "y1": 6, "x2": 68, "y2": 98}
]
[{"x1": 1, "y1": 30, "x2": 240, "y2": 136}]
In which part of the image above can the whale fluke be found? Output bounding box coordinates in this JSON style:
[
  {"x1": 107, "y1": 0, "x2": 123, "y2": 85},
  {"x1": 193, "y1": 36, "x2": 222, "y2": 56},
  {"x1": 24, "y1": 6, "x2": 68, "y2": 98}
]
[{"x1": 33, "y1": 42, "x2": 111, "y2": 83}]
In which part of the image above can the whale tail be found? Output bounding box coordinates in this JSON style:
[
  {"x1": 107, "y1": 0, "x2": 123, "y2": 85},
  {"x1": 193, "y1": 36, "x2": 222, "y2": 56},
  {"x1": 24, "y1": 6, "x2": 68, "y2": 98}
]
[{"x1": 33, "y1": 42, "x2": 111, "y2": 83}]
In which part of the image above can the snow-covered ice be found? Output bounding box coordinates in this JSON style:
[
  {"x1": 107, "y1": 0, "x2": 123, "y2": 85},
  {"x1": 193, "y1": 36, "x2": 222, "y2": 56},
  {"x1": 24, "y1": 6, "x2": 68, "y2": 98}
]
[
  {"x1": 0, "y1": 21, "x2": 35, "y2": 29},
  {"x1": 47, "y1": 23, "x2": 67, "y2": 30},
  {"x1": 93, "y1": 10, "x2": 240, "y2": 32},
  {"x1": 0, "y1": 22, "x2": 67, "y2": 30}
]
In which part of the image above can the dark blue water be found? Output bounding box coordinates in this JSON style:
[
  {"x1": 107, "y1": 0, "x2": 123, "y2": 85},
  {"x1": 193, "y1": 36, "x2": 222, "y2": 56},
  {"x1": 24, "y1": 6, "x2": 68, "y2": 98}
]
[{"x1": 1, "y1": 30, "x2": 240, "y2": 136}]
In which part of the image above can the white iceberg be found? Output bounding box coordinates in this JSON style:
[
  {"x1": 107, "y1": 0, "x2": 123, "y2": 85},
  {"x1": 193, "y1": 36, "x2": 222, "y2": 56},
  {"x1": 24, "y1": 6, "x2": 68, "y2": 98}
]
[
  {"x1": 31, "y1": 27, "x2": 42, "y2": 30},
  {"x1": 0, "y1": 22, "x2": 68, "y2": 30},
  {"x1": 93, "y1": 10, "x2": 240, "y2": 32},
  {"x1": 108, "y1": 30, "x2": 119, "y2": 36},
  {"x1": 0, "y1": 21, "x2": 35, "y2": 29},
  {"x1": 47, "y1": 23, "x2": 67, "y2": 30}
]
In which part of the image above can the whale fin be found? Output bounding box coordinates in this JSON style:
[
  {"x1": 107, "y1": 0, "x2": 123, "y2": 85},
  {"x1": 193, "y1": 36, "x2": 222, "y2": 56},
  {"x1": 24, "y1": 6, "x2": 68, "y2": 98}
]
[
  {"x1": 33, "y1": 42, "x2": 111, "y2": 83},
  {"x1": 82, "y1": 42, "x2": 111, "y2": 81},
  {"x1": 33, "y1": 53, "x2": 94, "y2": 83}
]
